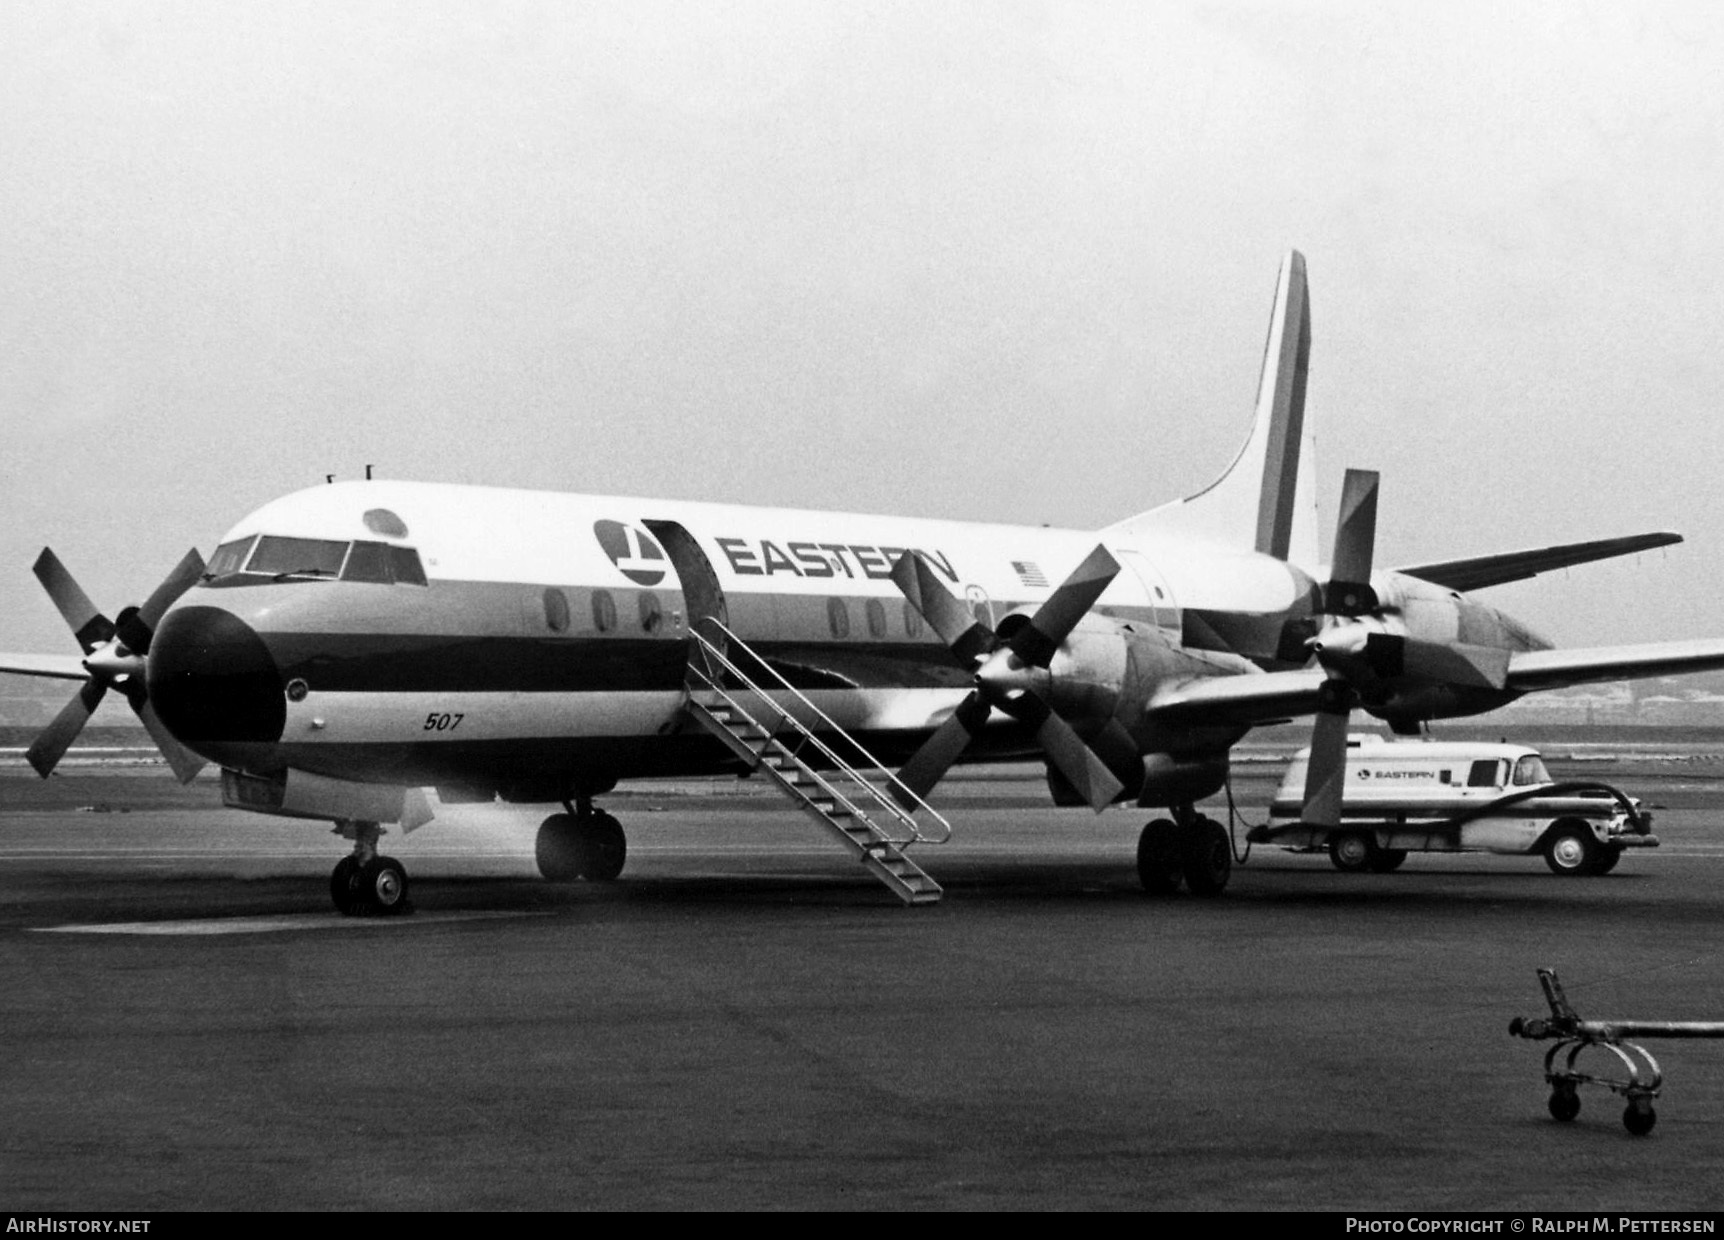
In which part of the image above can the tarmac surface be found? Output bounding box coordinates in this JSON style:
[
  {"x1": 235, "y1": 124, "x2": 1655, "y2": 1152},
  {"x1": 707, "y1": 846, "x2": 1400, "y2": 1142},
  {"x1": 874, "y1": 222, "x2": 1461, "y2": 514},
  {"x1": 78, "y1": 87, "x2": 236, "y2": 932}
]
[{"x1": 4, "y1": 746, "x2": 1724, "y2": 1210}]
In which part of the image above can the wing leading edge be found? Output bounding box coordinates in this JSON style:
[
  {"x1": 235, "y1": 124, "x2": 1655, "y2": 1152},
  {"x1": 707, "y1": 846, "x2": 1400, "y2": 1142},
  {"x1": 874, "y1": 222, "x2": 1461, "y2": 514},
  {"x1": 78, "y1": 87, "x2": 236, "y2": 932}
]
[
  {"x1": 1144, "y1": 637, "x2": 1724, "y2": 729},
  {"x1": 1395, "y1": 532, "x2": 1681, "y2": 593}
]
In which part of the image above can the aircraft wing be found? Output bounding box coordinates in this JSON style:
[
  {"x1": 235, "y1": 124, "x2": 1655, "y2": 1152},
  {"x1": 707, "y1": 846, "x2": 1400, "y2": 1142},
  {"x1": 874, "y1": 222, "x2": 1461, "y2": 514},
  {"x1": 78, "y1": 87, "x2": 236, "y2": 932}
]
[
  {"x1": 1144, "y1": 668, "x2": 1328, "y2": 728},
  {"x1": 1394, "y1": 532, "x2": 1681, "y2": 593},
  {"x1": 1506, "y1": 639, "x2": 1724, "y2": 692},
  {"x1": 0, "y1": 653, "x2": 89, "y2": 681}
]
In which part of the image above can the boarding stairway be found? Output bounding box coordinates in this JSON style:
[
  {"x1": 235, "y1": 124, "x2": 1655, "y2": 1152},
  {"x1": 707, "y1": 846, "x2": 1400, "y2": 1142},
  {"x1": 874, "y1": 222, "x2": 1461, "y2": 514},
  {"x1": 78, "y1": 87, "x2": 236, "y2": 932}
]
[{"x1": 681, "y1": 620, "x2": 951, "y2": 906}]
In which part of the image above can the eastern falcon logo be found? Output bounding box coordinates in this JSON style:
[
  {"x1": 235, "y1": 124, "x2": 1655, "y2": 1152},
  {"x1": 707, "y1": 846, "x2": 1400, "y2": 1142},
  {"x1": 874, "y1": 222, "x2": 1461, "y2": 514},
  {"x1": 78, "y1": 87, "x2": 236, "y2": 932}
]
[{"x1": 594, "y1": 520, "x2": 668, "y2": 586}]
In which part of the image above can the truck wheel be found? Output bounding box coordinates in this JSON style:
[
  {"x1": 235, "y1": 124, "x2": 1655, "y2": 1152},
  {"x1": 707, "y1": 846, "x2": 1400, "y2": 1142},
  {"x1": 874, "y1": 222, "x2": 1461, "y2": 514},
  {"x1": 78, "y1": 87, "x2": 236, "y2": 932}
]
[
  {"x1": 1590, "y1": 844, "x2": 1624, "y2": 876},
  {"x1": 1369, "y1": 848, "x2": 1408, "y2": 873},
  {"x1": 1549, "y1": 1085, "x2": 1581, "y2": 1122},
  {"x1": 1328, "y1": 831, "x2": 1378, "y2": 874},
  {"x1": 1544, "y1": 821, "x2": 1598, "y2": 876}
]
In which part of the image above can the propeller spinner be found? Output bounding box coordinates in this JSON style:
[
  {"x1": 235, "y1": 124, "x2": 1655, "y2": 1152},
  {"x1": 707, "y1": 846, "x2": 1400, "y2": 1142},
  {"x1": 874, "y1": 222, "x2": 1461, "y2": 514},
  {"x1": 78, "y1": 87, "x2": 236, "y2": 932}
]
[
  {"x1": 890, "y1": 545, "x2": 1129, "y2": 812},
  {"x1": 25, "y1": 547, "x2": 208, "y2": 782}
]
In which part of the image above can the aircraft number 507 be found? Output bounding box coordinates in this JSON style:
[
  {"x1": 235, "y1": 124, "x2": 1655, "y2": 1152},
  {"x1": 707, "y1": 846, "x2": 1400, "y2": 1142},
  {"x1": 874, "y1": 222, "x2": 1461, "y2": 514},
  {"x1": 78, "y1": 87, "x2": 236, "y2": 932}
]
[{"x1": 424, "y1": 712, "x2": 465, "y2": 732}]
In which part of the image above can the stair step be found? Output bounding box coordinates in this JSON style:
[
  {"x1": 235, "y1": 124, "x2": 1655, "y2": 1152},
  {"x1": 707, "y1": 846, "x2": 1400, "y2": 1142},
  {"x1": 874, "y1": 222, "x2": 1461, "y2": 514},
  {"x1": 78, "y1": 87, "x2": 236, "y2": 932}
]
[{"x1": 684, "y1": 641, "x2": 943, "y2": 906}]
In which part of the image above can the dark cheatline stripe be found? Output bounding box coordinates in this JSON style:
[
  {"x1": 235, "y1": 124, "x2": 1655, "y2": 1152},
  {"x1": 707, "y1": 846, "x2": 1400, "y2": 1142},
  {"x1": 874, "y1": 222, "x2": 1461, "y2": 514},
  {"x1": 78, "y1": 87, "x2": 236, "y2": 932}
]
[{"x1": 267, "y1": 634, "x2": 690, "y2": 693}]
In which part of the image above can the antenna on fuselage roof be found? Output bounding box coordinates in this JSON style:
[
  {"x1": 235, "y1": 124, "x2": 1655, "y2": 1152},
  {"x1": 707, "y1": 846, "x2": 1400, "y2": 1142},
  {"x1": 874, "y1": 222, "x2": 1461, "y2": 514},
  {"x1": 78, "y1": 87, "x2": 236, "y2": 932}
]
[
  {"x1": 326, "y1": 474, "x2": 335, "y2": 484},
  {"x1": 365, "y1": 464, "x2": 374, "y2": 480}
]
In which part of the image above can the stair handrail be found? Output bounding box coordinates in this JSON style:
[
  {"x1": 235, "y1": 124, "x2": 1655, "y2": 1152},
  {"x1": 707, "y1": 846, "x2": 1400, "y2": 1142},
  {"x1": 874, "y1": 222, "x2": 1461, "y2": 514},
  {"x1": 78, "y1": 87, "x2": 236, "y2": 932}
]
[
  {"x1": 687, "y1": 620, "x2": 953, "y2": 845},
  {"x1": 686, "y1": 660, "x2": 915, "y2": 848}
]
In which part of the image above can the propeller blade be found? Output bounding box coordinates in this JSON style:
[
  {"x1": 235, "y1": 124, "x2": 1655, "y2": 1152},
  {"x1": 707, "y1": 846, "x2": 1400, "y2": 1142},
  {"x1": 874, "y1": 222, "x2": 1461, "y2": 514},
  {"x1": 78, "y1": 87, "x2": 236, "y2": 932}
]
[
  {"x1": 1031, "y1": 707, "x2": 1125, "y2": 813},
  {"x1": 128, "y1": 691, "x2": 207, "y2": 784},
  {"x1": 25, "y1": 679, "x2": 108, "y2": 778},
  {"x1": 890, "y1": 552, "x2": 994, "y2": 665},
  {"x1": 892, "y1": 691, "x2": 992, "y2": 806},
  {"x1": 1300, "y1": 680, "x2": 1355, "y2": 828},
  {"x1": 118, "y1": 548, "x2": 207, "y2": 654},
  {"x1": 1006, "y1": 544, "x2": 1121, "y2": 668},
  {"x1": 1322, "y1": 469, "x2": 1379, "y2": 616},
  {"x1": 32, "y1": 549, "x2": 115, "y2": 653}
]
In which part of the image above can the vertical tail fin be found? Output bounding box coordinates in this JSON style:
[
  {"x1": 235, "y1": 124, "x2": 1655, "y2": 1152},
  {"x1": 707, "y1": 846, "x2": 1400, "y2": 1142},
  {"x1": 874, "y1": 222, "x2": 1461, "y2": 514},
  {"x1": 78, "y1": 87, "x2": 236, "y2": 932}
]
[{"x1": 1109, "y1": 250, "x2": 1319, "y2": 567}]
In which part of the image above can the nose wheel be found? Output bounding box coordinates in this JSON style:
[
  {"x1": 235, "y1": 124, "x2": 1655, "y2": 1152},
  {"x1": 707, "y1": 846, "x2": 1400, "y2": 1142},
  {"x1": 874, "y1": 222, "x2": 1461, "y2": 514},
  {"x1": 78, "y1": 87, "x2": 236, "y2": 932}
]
[{"x1": 329, "y1": 820, "x2": 412, "y2": 916}]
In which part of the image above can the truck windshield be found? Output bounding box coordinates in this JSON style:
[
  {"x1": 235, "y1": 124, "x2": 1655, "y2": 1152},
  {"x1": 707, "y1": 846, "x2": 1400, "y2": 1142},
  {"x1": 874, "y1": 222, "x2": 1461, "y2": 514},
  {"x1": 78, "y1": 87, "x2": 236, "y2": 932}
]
[{"x1": 1512, "y1": 755, "x2": 1552, "y2": 786}]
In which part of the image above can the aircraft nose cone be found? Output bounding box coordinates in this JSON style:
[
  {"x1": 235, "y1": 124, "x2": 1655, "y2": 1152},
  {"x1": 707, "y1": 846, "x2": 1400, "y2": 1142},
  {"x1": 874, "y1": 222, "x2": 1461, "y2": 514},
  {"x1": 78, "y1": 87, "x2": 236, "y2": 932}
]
[{"x1": 147, "y1": 605, "x2": 286, "y2": 746}]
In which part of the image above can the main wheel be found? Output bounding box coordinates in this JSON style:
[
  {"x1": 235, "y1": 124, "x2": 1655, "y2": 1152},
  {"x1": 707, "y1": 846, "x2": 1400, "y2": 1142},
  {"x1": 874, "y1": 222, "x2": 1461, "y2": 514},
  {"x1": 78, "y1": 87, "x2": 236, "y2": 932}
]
[
  {"x1": 1136, "y1": 819, "x2": 1183, "y2": 895},
  {"x1": 1591, "y1": 844, "x2": 1624, "y2": 875},
  {"x1": 1623, "y1": 1101, "x2": 1657, "y2": 1136},
  {"x1": 330, "y1": 856, "x2": 361, "y2": 915},
  {"x1": 1548, "y1": 1085, "x2": 1581, "y2": 1122},
  {"x1": 536, "y1": 813, "x2": 590, "y2": 882},
  {"x1": 1328, "y1": 831, "x2": 1379, "y2": 874},
  {"x1": 1180, "y1": 817, "x2": 1231, "y2": 897},
  {"x1": 357, "y1": 856, "x2": 411, "y2": 915},
  {"x1": 1544, "y1": 821, "x2": 1598, "y2": 876},
  {"x1": 584, "y1": 811, "x2": 627, "y2": 882},
  {"x1": 1369, "y1": 848, "x2": 1408, "y2": 873}
]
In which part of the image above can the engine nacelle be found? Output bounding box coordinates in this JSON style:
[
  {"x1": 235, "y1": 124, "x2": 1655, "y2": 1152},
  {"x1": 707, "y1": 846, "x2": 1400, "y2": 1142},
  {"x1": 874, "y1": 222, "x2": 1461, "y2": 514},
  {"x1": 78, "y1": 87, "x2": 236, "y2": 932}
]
[{"x1": 1137, "y1": 752, "x2": 1229, "y2": 807}]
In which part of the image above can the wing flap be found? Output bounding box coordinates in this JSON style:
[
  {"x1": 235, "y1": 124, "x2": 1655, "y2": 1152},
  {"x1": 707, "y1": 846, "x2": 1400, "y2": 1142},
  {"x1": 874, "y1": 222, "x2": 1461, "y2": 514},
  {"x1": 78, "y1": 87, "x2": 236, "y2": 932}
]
[
  {"x1": 1396, "y1": 532, "x2": 1681, "y2": 593},
  {"x1": 1507, "y1": 639, "x2": 1724, "y2": 692}
]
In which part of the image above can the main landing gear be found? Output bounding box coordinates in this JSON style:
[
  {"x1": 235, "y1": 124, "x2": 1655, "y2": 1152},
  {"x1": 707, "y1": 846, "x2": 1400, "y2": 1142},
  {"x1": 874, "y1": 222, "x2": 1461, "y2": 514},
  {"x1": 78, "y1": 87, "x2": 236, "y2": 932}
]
[
  {"x1": 535, "y1": 798, "x2": 627, "y2": 883},
  {"x1": 330, "y1": 820, "x2": 412, "y2": 916},
  {"x1": 1137, "y1": 807, "x2": 1232, "y2": 897}
]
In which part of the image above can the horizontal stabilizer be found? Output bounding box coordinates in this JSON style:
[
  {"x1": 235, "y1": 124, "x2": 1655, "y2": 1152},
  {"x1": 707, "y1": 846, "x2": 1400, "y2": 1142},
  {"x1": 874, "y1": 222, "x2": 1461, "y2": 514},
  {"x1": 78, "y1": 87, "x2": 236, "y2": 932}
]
[
  {"x1": 1396, "y1": 532, "x2": 1681, "y2": 594},
  {"x1": 0, "y1": 653, "x2": 91, "y2": 682},
  {"x1": 1507, "y1": 639, "x2": 1724, "y2": 692}
]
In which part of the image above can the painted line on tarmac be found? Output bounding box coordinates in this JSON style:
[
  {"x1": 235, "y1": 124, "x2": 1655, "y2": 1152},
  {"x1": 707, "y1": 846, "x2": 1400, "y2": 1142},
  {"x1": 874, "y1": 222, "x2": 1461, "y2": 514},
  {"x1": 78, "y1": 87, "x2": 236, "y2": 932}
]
[{"x1": 30, "y1": 910, "x2": 547, "y2": 936}]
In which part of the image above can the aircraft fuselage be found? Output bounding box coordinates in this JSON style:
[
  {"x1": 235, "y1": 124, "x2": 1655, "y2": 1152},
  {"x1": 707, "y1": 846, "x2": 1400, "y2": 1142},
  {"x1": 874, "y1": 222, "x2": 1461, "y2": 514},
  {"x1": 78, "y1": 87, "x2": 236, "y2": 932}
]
[{"x1": 140, "y1": 479, "x2": 1545, "y2": 809}]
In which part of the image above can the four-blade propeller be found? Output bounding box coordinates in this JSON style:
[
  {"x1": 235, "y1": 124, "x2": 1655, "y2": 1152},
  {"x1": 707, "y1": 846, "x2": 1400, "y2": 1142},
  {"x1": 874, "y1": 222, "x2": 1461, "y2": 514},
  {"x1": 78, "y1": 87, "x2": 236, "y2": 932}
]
[
  {"x1": 26, "y1": 548, "x2": 208, "y2": 782},
  {"x1": 890, "y1": 545, "x2": 1129, "y2": 812}
]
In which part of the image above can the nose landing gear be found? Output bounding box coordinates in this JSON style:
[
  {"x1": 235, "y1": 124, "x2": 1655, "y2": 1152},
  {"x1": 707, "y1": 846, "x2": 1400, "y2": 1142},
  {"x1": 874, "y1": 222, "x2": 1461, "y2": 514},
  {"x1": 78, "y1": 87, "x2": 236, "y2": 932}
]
[{"x1": 329, "y1": 820, "x2": 412, "y2": 916}]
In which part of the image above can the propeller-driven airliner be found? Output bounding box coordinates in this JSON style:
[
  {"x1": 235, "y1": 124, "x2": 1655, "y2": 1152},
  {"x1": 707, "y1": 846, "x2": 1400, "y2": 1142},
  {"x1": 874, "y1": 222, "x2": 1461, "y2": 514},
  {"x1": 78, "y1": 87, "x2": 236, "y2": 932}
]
[{"x1": 9, "y1": 251, "x2": 1723, "y2": 913}]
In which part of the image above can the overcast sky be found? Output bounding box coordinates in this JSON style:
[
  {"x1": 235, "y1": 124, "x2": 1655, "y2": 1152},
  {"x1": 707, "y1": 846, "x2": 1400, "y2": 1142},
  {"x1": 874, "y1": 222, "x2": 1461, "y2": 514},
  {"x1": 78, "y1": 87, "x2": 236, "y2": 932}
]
[{"x1": 4, "y1": 1, "x2": 1722, "y2": 664}]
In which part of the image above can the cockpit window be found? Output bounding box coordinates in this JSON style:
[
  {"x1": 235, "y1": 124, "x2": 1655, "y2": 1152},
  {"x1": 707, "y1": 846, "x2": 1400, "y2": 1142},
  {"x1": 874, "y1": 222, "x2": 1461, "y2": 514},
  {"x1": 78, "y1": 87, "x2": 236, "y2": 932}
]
[
  {"x1": 339, "y1": 540, "x2": 429, "y2": 586},
  {"x1": 388, "y1": 545, "x2": 427, "y2": 586},
  {"x1": 1512, "y1": 755, "x2": 1551, "y2": 786},
  {"x1": 205, "y1": 536, "x2": 257, "y2": 579},
  {"x1": 247, "y1": 536, "x2": 348, "y2": 579},
  {"x1": 199, "y1": 533, "x2": 429, "y2": 586}
]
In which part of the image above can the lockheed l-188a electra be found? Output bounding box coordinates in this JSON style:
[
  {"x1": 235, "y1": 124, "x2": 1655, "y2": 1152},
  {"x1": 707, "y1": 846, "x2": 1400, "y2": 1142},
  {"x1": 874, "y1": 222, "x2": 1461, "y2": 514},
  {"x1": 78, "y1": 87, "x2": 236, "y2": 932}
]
[{"x1": 8, "y1": 251, "x2": 1722, "y2": 914}]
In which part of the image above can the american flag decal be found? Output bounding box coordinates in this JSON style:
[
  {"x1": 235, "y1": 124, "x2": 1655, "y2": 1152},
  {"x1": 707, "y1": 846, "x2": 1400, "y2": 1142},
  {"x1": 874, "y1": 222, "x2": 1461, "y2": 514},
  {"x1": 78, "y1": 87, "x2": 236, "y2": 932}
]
[{"x1": 1012, "y1": 561, "x2": 1048, "y2": 588}]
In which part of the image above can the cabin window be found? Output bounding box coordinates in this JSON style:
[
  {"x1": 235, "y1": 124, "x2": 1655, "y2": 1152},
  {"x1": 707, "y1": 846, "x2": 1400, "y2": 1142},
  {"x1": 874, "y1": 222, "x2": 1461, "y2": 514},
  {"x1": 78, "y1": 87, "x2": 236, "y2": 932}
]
[
  {"x1": 247, "y1": 536, "x2": 348, "y2": 579},
  {"x1": 827, "y1": 597, "x2": 851, "y2": 639},
  {"x1": 639, "y1": 592, "x2": 663, "y2": 634},
  {"x1": 1467, "y1": 760, "x2": 1504, "y2": 788},
  {"x1": 543, "y1": 588, "x2": 571, "y2": 633},
  {"x1": 1513, "y1": 755, "x2": 1551, "y2": 787},
  {"x1": 592, "y1": 589, "x2": 617, "y2": 633},
  {"x1": 865, "y1": 598, "x2": 888, "y2": 640},
  {"x1": 204, "y1": 536, "x2": 257, "y2": 579},
  {"x1": 902, "y1": 601, "x2": 924, "y2": 639}
]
